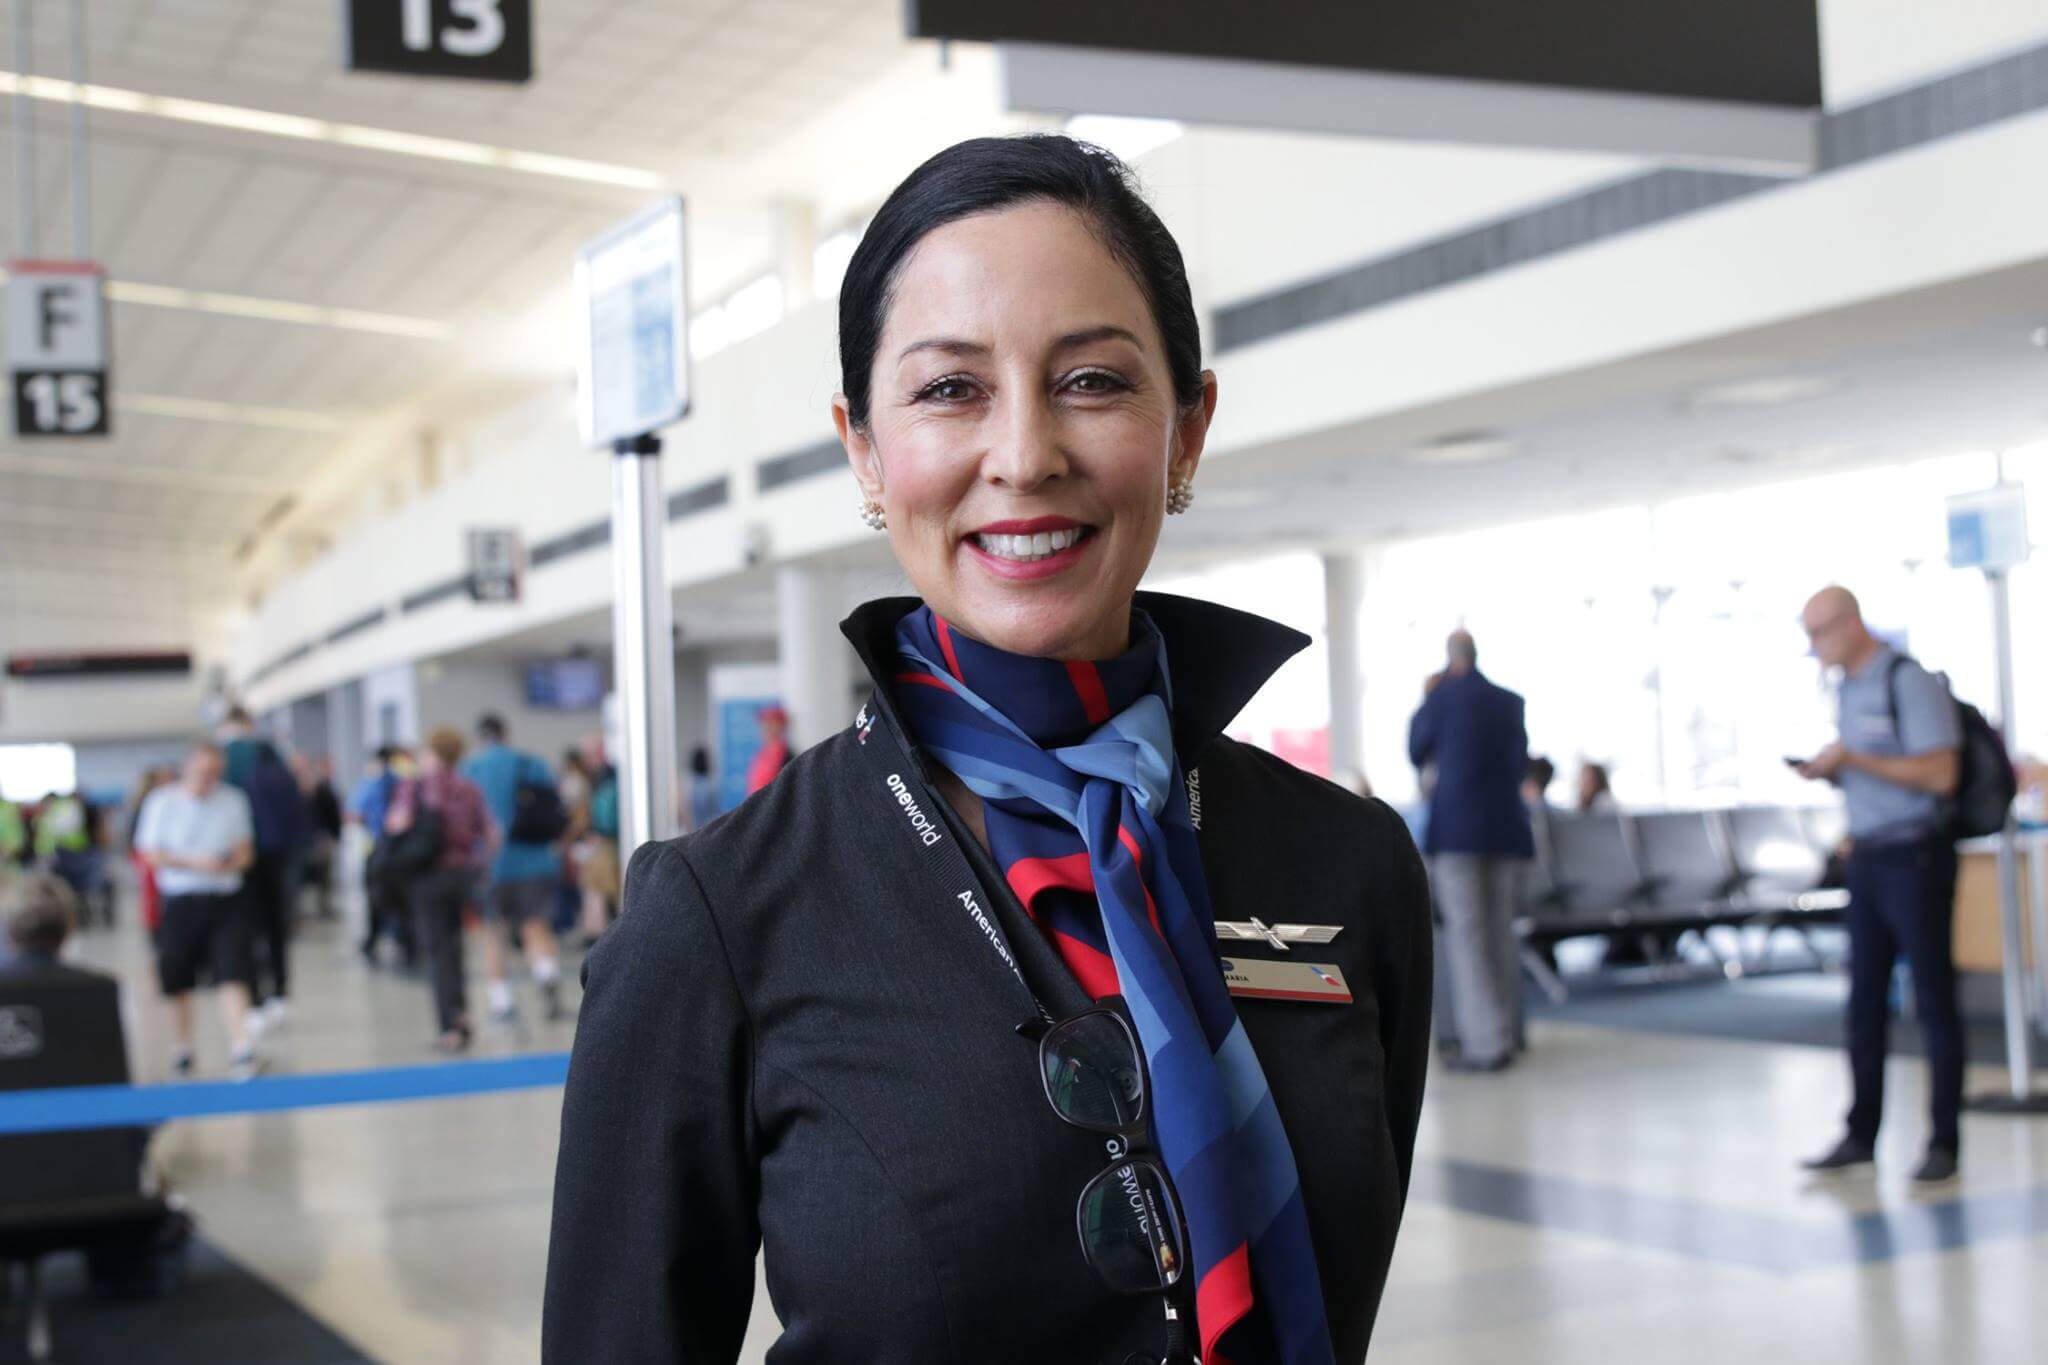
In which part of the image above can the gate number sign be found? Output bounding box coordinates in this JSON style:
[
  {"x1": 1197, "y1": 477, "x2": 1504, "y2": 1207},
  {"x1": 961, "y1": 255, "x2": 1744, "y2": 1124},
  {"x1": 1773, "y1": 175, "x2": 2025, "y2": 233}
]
[
  {"x1": 467, "y1": 527, "x2": 525, "y2": 603},
  {"x1": 6, "y1": 261, "x2": 111, "y2": 439},
  {"x1": 345, "y1": 0, "x2": 533, "y2": 84}
]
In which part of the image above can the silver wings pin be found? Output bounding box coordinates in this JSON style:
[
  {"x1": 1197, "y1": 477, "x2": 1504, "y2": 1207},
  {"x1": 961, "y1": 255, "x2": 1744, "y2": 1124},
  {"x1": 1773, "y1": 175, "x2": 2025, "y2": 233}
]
[{"x1": 1213, "y1": 918, "x2": 1343, "y2": 952}]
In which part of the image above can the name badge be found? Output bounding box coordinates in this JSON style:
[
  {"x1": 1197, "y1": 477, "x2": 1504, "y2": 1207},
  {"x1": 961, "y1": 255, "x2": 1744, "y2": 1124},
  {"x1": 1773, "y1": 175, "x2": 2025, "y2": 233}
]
[{"x1": 1219, "y1": 957, "x2": 1353, "y2": 1005}]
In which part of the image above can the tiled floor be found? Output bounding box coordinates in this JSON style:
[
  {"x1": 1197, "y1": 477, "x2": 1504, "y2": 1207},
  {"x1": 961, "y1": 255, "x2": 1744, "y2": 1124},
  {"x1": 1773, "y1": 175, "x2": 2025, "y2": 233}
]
[{"x1": 63, "y1": 910, "x2": 2048, "y2": 1364}]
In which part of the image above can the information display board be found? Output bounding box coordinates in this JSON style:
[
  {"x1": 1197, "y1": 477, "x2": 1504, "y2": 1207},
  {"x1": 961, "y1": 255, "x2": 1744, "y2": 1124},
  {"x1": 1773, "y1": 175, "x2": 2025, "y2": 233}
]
[
  {"x1": 1948, "y1": 486, "x2": 2031, "y2": 572},
  {"x1": 344, "y1": 0, "x2": 533, "y2": 83},
  {"x1": 574, "y1": 198, "x2": 690, "y2": 450},
  {"x1": 6, "y1": 261, "x2": 110, "y2": 438}
]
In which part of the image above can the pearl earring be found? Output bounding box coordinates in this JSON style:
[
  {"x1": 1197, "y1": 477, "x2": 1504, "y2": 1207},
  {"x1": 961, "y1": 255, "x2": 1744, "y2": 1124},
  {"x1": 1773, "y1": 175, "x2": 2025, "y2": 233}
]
[
  {"x1": 1166, "y1": 479, "x2": 1194, "y2": 515},
  {"x1": 859, "y1": 499, "x2": 887, "y2": 531}
]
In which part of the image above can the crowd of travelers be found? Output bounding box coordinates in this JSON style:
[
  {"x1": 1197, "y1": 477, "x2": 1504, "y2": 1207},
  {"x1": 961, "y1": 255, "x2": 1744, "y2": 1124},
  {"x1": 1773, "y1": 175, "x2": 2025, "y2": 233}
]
[{"x1": 0, "y1": 707, "x2": 714, "y2": 1077}]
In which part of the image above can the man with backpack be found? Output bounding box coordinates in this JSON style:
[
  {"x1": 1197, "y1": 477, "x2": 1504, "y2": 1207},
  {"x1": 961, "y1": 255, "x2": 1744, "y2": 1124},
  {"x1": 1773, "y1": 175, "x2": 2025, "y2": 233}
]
[
  {"x1": 461, "y1": 714, "x2": 569, "y2": 1021},
  {"x1": 1794, "y1": 585, "x2": 1993, "y2": 1185},
  {"x1": 219, "y1": 707, "x2": 311, "y2": 1032}
]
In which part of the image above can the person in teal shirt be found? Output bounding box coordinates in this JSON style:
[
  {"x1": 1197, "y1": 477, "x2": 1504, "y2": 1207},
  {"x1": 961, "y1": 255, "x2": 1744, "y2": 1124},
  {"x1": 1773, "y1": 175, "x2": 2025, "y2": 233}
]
[{"x1": 460, "y1": 714, "x2": 566, "y2": 1020}]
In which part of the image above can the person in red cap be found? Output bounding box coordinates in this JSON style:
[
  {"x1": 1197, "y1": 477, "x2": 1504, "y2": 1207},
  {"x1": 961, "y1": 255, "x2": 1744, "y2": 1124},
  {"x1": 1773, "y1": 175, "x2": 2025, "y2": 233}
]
[{"x1": 745, "y1": 705, "x2": 791, "y2": 795}]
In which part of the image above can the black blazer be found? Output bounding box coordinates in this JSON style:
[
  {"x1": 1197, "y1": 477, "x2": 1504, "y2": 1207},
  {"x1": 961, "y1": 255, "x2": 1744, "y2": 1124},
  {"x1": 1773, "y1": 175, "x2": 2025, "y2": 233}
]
[{"x1": 544, "y1": 595, "x2": 1432, "y2": 1364}]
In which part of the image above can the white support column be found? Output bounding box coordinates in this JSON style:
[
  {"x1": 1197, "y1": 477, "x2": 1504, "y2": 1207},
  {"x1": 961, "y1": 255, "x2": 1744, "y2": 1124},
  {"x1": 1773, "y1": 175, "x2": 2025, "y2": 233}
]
[
  {"x1": 776, "y1": 200, "x2": 818, "y2": 311},
  {"x1": 776, "y1": 564, "x2": 854, "y2": 754},
  {"x1": 1323, "y1": 550, "x2": 1367, "y2": 789}
]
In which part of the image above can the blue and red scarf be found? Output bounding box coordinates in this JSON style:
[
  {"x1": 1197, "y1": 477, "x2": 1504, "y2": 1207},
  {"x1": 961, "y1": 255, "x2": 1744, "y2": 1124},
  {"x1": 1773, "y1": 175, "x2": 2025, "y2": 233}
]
[{"x1": 893, "y1": 606, "x2": 1333, "y2": 1365}]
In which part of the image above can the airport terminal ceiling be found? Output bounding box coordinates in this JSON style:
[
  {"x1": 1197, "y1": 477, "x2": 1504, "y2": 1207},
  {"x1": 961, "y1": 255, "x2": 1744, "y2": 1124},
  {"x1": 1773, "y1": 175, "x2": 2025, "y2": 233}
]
[{"x1": 5, "y1": 0, "x2": 2048, "y2": 704}]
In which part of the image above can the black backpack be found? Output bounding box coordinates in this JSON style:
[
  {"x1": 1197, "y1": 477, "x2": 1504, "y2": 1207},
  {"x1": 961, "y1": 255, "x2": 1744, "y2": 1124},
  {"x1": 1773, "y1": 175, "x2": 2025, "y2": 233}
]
[
  {"x1": 1886, "y1": 657, "x2": 2016, "y2": 840},
  {"x1": 507, "y1": 760, "x2": 570, "y2": 845},
  {"x1": 374, "y1": 782, "x2": 445, "y2": 881}
]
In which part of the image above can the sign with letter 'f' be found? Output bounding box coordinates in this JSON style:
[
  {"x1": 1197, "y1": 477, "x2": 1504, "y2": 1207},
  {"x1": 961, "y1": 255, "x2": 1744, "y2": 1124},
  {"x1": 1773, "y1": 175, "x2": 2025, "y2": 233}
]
[{"x1": 6, "y1": 261, "x2": 111, "y2": 439}]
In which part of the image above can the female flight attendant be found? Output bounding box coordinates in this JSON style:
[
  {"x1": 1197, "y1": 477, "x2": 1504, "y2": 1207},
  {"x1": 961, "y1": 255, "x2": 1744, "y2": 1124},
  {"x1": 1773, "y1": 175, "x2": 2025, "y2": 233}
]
[{"x1": 544, "y1": 135, "x2": 1432, "y2": 1365}]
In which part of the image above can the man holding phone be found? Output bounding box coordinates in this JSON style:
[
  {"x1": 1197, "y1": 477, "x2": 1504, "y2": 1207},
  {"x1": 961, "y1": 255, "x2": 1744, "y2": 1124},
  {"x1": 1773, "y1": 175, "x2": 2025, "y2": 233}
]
[
  {"x1": 1792, "y1": 585, "x2": 1963, "y2": 1184},
  {"x1": 135, "y1": 741, "x2": 262, "y2": 1079}
]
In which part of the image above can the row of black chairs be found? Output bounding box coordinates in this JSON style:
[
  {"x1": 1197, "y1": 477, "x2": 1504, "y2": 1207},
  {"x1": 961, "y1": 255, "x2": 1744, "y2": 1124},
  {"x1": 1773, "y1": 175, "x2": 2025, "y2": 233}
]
[
  {"x1": 0, "y1": 973, "x2": 170, "y2": 1361},
  {"x1": 1522, "y1": 804, "x2": 1850, "y2": 996}
]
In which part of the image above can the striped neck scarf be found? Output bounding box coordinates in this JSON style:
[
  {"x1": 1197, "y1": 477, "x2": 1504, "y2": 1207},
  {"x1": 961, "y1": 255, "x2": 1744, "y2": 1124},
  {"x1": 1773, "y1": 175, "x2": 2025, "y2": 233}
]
[{"x1": 893, "y1": 606, "x2": 1333, "y2": 1365}]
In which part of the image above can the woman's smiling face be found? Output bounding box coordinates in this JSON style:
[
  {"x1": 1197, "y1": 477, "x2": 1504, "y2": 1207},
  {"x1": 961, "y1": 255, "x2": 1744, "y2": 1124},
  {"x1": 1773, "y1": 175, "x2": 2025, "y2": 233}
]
[{"x1": 835, "y1": 200, "x2": 1215, "y2": 662}]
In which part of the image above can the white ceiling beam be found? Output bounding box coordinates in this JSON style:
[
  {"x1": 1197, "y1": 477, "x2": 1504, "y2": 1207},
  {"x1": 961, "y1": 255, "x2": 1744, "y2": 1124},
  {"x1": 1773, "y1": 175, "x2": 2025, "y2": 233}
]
[
  {"x1": 0, "y1": 448, "x2": 288, "y2": 496},
  {"x1": 0, "y1": 501, "x2": 252, "y2": 542}
]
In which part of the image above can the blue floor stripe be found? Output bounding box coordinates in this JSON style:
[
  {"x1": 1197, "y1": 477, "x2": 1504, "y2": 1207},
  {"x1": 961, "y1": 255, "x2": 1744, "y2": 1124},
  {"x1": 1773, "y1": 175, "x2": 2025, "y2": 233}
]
[{"x1": 0, "y1": 1052, "x2": 571, "y2": 1134}]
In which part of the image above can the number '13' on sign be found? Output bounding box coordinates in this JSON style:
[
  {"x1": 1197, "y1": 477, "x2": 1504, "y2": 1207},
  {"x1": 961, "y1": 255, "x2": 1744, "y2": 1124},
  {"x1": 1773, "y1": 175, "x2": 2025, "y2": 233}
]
[{"x1": 400, "y1": 0, "x2": 505, "y2": 57}]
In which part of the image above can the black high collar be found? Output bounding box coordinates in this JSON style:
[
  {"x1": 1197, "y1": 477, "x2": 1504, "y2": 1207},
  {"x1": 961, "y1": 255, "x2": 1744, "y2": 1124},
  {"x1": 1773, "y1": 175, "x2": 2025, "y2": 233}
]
[{"x1": 839, "y1": 592, "x2": 1310, "y2": 766}]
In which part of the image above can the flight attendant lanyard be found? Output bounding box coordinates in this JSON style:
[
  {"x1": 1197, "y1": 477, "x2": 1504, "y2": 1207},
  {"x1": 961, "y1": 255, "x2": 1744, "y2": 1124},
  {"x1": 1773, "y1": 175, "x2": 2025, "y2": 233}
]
[{"x1": 851, "y1": 698, "x2": 1051, "y2": 1025}]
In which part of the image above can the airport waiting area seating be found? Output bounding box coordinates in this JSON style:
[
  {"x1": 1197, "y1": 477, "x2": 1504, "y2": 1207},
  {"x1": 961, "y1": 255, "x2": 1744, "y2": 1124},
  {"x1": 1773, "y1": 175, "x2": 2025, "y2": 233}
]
[
  {"x1": 1520, "y1": 804, "x2": 1850, "y2": 998},
  {"x1": 0, "y1": 970, "x2": 170, "y2": 1361}
]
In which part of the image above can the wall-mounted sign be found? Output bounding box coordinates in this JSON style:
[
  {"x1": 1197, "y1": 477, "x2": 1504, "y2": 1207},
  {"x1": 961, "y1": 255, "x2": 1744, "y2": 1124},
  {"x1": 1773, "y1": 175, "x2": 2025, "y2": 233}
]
[
  {"x1": 6, "y1": 261, "x2": 110, "y2": 438},
  {"x1": 1948, "y1": 485, "x2": 2030, "y2": 573},
  {"x1": 574, "y1": 197, "x2": 690, "y2": 450},
  {"x1": 908, "y1": 1, "x2": 1822, "y2": 171},
  {"x1": 466, "y1": 527, "x2": 525, "y2": 603},
  {"x1": 344, "y1": 0, "x2": 533, "y2": 83}
]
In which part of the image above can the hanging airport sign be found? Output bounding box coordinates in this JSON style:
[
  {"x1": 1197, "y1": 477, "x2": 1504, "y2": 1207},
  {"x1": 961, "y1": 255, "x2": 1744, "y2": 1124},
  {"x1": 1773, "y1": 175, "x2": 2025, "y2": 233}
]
[
  {"x1": 466, "y1": 527, "x2": 525, "y2": 603},
  {"x1": 908, "y1": 1, "x2": 1821, "y2": 172},
  {"x1": 574, "y1": 197, "x2": 690, "y2": 450},
  {"x1": 344, "y1": 0, "x2": 534, "y2": 83},
  {"x1": 6, "y1": 260, "x2": 111, "y2": 439},
  {"x1": 1946, "y1": 485, "x2": 2030, "y2": 573},
  {"x1": 4, "y1": 651, "x2": 192, "y2": 680}
]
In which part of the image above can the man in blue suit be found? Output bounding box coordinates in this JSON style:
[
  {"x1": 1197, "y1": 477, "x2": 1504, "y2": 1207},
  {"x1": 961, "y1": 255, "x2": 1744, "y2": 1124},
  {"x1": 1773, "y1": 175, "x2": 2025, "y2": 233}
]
[{"x1": 1409, "y1": 629, "x2": 1533, "y2": 1072}]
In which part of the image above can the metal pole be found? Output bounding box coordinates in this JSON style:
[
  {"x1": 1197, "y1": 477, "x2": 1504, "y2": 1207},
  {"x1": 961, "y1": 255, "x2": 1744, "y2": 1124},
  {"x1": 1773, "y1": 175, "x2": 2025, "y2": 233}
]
[
  {"x1": 2028, "y1": 830, "x2": 2048, "y2": 1032},
  {"x1": 610, "y1": 433, "x2": 678, "y2": 859},
  {"x1": 65, "y1": 0, "x2": 88, "y2": 258},
  {"x1": 10, "y1": 0, "x2": 35, "y2": 258},
  {"x1": 1987, "y1": 566, "x2": 2036, "y2": 1097}
]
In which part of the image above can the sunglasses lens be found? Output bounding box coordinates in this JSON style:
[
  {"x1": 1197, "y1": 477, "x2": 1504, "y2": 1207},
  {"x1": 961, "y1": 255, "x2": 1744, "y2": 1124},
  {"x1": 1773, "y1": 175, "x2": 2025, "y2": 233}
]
[
  {"x1": 1078, "y1": 1159, "x2": 1187, "y2": 1293},
  {"x1": 1042, "y1": 1012, "x2": 1145, "y2": 1131}
]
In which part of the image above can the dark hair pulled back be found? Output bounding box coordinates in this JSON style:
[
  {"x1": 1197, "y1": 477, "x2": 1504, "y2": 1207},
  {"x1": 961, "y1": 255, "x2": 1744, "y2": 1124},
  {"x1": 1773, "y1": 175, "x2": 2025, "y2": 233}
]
[{"x1": 837, "y1": 135, "x2": 1202, "y2": 431}]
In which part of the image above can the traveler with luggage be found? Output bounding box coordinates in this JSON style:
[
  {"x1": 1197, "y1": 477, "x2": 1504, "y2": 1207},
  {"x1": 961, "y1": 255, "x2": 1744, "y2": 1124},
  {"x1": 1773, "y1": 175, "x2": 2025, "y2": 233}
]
[
  {"x1": 1794, "y1": 584, "x2": 2012, "y2": 1184},
  {"x1": 218, "y1": 707, "x2": 311, "y2": 1031},
  {"x1": 461, "y1": 715, "x2": 569, "y2": 1021},
  {"x1": 352, "y1": 745, "x2": 417, "y2": 966},
  {"x1": 385, "y1": 728, "x2": 494, "y2": 1054}
]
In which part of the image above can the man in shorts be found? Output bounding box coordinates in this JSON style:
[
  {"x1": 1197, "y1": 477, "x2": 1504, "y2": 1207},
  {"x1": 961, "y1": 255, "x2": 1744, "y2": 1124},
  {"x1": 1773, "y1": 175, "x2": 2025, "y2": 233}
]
[
  {"x1": 461, "y1": 714, "x2": 566, "y2": 1021},
  {"x1": 134, "y1": 742, "x2": 261, "y2": 1078}
]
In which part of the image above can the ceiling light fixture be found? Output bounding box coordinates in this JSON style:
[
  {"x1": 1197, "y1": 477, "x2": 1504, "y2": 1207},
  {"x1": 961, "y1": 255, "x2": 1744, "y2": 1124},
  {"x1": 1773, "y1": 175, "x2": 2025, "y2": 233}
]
[
  {"x1": 0, "y1": 268, "x2": 452, "y2": 339},
  {"x1": 1402, "y1": 429, "x2": 1517, "y2": 465},
  {"x1": 0, "y1": 71, "x2": 664, "y2": 190},
  {"x1": 118, "y1": 394, "x2": 346, "y2": 433},
  {"x1": 1685, "y1": 374, "x2": 1844, "y2": 409},
  {"x1": 1065, "y1": 115, "x2": 1185, "y2": 162}
]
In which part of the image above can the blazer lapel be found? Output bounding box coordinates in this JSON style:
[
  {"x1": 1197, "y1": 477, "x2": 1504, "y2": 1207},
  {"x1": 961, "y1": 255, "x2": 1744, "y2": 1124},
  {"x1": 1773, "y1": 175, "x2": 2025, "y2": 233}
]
[{"x1": 853, "y1": 688, "x2": 1094, "y2": 1024}]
